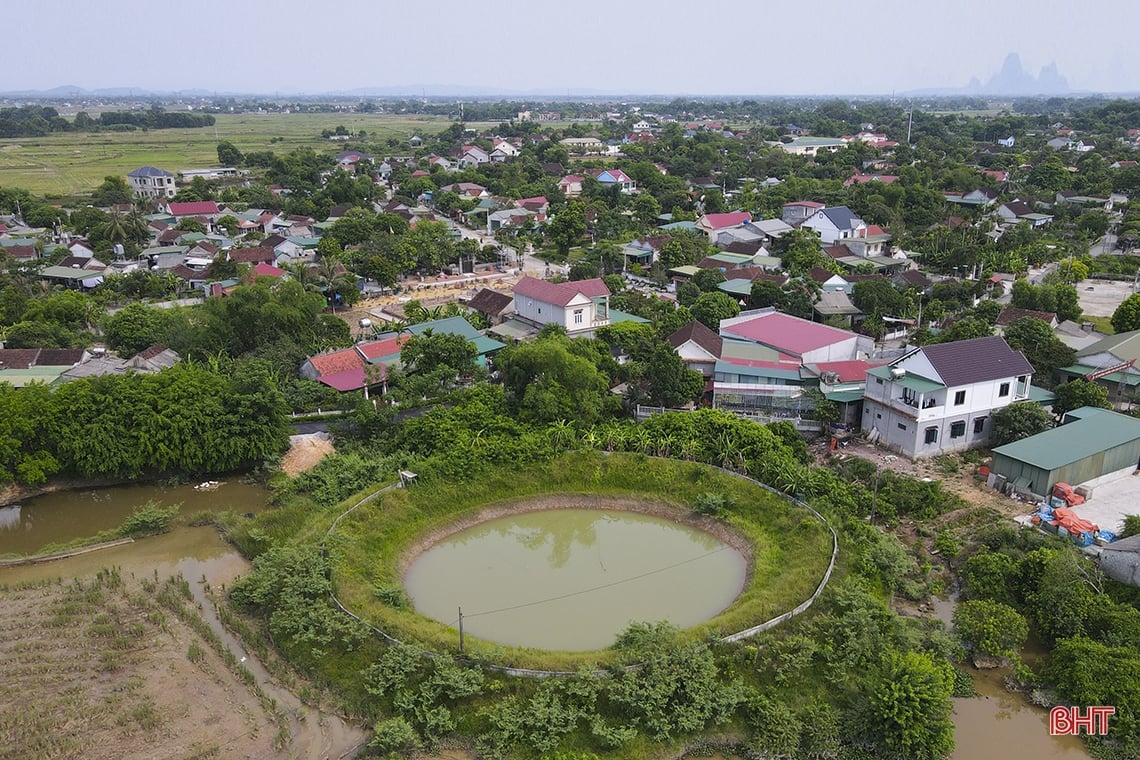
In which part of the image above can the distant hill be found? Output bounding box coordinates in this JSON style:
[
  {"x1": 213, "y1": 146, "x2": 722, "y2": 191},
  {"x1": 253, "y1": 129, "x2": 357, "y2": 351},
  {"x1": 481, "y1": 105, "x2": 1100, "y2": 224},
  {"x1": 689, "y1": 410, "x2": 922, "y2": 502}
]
[{"x1": 907, "y1": 52, "x2": 1073, "y2": 97}]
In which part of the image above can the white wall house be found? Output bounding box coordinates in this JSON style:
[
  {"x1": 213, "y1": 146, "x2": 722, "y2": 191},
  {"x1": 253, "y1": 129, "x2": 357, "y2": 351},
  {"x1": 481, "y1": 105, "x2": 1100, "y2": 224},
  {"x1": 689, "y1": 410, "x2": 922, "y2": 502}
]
[
  {"x1": 128, "y1": 166, "x2": 176, "y2": 199},
  {"x1": 861, "y1": 336, "x2": 1034, "y2": 458},
  {"x1": 801, "y1": 206, "x2": 867, "y2": 245},
  {"x1": 512, "y1": 276, "x2": 610, "y2": 336}
]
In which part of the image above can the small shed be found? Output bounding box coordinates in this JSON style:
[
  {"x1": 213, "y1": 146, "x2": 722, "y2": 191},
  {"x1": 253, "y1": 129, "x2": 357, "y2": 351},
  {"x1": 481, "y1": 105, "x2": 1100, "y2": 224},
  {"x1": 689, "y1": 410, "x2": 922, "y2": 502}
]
[
  {"x1": 1099, "y1": 534, "x2": 1140, "y2": 587},
  {"x1": 991, "y1": 406, "x2": 1140, "y2": 498}
]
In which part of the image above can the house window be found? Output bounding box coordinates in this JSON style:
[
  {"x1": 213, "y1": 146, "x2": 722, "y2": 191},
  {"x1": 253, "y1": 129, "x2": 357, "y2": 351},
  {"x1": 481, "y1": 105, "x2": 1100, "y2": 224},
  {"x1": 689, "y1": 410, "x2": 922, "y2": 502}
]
[
  {"x1": 924, "y1": 427, "x2": 938, "y2": 444},
  {"x1": 876, "y1": 378, "x2": 883, "y2": 385},
  {"x1": 573, "y1": 309, "x2": 583, "y2": 325},
  {"x1": 897, "y1": 422, "x2": 907, "y2": 431},
  {"x1": 876, "y1": 413, "x2": 882, "y2": 419},
  {"x1": 950, "y1": 421, "x2": 966, "y2": 438},
  {"x1": 954, "y1": 390, "x2": 966, "y2": 405},
  {"x1": 999, "y1": 382, "x2": 1010, "y2": 397},
  {"x1": 974, "y1": 416, "x2": 987, "y2": 434}
]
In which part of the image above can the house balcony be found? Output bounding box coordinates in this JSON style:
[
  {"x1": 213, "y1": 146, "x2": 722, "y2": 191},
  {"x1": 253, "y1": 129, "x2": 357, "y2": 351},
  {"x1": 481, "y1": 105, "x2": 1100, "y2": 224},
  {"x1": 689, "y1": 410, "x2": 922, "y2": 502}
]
[{"x1": 890, "y1": 396, "x2": 944, "y2": 421}]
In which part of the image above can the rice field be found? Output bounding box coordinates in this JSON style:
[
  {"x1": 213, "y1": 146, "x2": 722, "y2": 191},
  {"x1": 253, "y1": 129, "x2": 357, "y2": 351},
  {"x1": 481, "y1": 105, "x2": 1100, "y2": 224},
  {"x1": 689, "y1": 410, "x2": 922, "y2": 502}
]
[{"x1": 0, "y1": 113, "x2": 455, "y2": 196}]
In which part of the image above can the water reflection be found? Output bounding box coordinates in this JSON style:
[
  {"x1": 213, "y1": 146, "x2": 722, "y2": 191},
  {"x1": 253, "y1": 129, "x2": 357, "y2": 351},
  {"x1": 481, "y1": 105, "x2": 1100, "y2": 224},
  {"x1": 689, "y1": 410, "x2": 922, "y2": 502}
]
[
  {"x1": 0, "y1": 505, "x2": 19, "y2": 530},
  {"x1": 404, "y1": 508, "x2": 746, "y2": 651}
]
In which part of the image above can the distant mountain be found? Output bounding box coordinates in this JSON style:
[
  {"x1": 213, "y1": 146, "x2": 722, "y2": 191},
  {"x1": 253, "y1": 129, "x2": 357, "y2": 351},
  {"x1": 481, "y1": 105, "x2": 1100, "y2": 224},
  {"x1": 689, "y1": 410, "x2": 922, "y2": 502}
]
[
  {"x1": 978, "y1": 53, "x2": 1069, "y2": 95},
  {"x1": 904, "y1": 52, "x2": 1073, "y2": 97}
]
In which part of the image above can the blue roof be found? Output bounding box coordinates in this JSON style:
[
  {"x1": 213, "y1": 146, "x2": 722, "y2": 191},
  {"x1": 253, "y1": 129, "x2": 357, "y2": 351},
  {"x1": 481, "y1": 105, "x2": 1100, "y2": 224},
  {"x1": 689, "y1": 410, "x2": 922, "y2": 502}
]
[
  {"x1": 129, "y1": 165, "x2": 173, "y2": 178},
  {"x1": 819, "y1": 206, "x2": 861, "y2": 229}
]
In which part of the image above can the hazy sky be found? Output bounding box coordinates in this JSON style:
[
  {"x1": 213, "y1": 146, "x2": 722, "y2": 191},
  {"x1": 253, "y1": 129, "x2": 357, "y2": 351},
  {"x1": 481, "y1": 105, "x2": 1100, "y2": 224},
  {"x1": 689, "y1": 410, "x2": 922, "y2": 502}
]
[{"x1": 6, "y1": 0, "x2": 1138, "y2": 95}]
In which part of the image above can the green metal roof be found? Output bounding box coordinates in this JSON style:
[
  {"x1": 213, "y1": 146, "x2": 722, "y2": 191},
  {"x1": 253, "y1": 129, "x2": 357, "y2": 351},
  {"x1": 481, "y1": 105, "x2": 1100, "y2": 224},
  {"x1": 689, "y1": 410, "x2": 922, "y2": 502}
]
[
  {"x1": 1028, "y1": 384, "x2": 1057, "y2": 404},
  {"x1": 825, "y1": 389, "x2": 866, "y2": 403},
  {"x1": 707, "y1": 252, "x2": 753, "y2": 265},
  {"x1": 608, "y1": 309, "x2": 650, "y2": 324},
  {"x1": 992, "y1": 406, "x2": 1140, "y2": 470},
  {"x1": 0, "y1": 367, "x2": 67, "y2": 387},
  {"x1": 668, "y1": 265, "x2": 701, "y2": 277},
  {"x1": 1058, "y1": 363, "x2": 1140, "y2": 387},
  {"x1": 866, "y1": 365, "x2": 945, "y2": 393},
  {"x1": 658, "y1": 221, "x2": 700, "y2": 232},
  {"x1": 1077, "y1": 329, "x2": 1140, "y2": 362},
  {"x1": 41, "y1": 265, "x2": 103, "y2": 279},
  {"x1": 471, "y1": 335, "x2": 506, "y2": 355},
  {"x1": 717, "y1": 278, "x2": 753, "y2": 297}
]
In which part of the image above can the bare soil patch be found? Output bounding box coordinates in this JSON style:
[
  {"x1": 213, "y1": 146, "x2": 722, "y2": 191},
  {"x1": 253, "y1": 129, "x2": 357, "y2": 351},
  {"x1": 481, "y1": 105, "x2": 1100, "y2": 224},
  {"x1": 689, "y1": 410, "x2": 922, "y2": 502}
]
[
  {"x1": 281, "y1": 432, "x2": 335, "y2": 477},
  {"x1": 0, "y1": 571, "x2": 284, "y2": 760}
]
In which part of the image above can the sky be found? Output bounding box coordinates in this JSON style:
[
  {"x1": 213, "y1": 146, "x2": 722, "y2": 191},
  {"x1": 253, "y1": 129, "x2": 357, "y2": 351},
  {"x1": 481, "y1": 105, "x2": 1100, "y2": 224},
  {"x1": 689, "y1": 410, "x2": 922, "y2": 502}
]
[{"x1": 4, "y1": 0, "x2": 1139, "y2": 96}]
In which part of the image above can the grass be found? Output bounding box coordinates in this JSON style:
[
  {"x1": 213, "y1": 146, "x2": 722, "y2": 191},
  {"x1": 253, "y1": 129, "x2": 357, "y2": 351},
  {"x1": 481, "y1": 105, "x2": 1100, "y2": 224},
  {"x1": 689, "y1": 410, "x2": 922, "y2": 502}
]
[
  {"x1": 0, "y1": 112, "x2": 454, "y2": 196},
  {"x1": 1085, "y1": 314, "x2": 1115, "y2": 335},
  {"x1": 328, "y1": 451, "x2": 834, "y2": 672}
]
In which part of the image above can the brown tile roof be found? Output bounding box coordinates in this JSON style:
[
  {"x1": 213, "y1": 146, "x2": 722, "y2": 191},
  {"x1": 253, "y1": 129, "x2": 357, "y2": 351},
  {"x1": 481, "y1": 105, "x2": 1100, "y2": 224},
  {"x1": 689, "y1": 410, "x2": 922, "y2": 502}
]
[
  {"x1": 996, "y1": 307, "x2": 1056, "y2": 326},
  {"x1": 229, "y1": 247, "x2": 275, "y2": 264},
  {"x1": 467, "y1": 288, "x2": 513, "y2": 316},
  {"x1": 917, "y1": 336, "x2": 1034, "y2": 386},
  {"x1": 35, "y1": 349, "x2": 85, "y2": 366},
  {"x1": 0, "y1": 348, "x2": 40, "y2": 369},
  {"x1": 667, "y1": 320, "x2": 723, "y2": 357}
]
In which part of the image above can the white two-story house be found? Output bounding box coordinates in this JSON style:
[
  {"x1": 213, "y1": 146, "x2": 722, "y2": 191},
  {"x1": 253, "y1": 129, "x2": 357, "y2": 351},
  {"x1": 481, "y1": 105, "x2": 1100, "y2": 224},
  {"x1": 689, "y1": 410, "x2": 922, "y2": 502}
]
[
  {"x1": 512, "y1": 276, "x2": 610, "y2": 336},
  {"x1": 861, "y1": 336, "x2": 1034, "y2": 458}
]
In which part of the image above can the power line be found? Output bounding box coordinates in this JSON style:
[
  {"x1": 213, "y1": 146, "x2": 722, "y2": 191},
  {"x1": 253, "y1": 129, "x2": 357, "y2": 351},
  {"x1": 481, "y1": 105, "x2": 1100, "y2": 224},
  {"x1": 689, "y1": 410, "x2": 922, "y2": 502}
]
[{"x1": 462, "y1": 546, "x2": 730, "y2": 620}]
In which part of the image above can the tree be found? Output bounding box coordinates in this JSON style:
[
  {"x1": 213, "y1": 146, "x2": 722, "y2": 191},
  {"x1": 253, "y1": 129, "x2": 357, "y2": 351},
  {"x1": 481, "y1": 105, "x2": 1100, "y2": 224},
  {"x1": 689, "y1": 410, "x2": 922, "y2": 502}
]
[
  {"x1": 932, "y1": 317, "x2": 992, "y2": 343},
  {"x1": 690, "y1": 291, "x2": 739, "y2": 331},
  {"x1": 852, "y1": 278, "x2": 906, "y2": 317},
  {"x1": 774, "y1": 227, "x2": 827, "y2": 277},
  {"x1": 1112, "y1": 293, "x2": 1140, "y2": 334},
  {"x1": 1052, "y1": 378, "x2": 1111, "y2": 419},
  {"x1": 953, "y1": 599, "x2": 1029, "y2": 660},
  {"x1": 546, "y1": 200, "x2": 587, "y2": 256},
  {"x1": 400, "y1": 332, "x2": 478, "y2": 376},
  {"x1": 990, "y1": 402, "x2": 1053, "y2": 445},
  {"x1": 676, "y1": 281, "x2": 701, "y2": 307},
  {"x1": 217, "y1": 140, "x2": 243, "y2": 167},
  {"x1": 102, "y1": 303, "x2": 172, "y2": 356},
  {"x1": 748, "y1": 279, "x2": 782, "y2": 309},
  {"x1": 641, "y1": 343, "x2": 705, "y2": 407},
  {"x1": 90, "y1": 175, "x2": 132, "y2": 206},
  {"x1": 1002, "y1": 315, "x2": 1075, "y2": 383},
  {"x1": 495, "y1": 337, "x2": 615, "y2": 425},
  {"x1": 859, "y1": 650, "x2": 954, "y2": 760}
]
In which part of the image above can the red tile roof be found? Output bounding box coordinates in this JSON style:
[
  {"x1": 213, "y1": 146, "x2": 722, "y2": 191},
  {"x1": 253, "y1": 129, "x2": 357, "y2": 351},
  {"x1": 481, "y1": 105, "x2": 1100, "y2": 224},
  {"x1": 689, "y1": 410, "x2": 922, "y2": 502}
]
[
  {"x1": 252, "y1": 262, "x2": 286, "y2": 278},
  {"x1": 701, "y1": 212, "x2": 752, "y2": 229},
  {"x1": 168, "y1": 201, "x2": 220, "y2": 216},
  {"x1": 358, "y1": 336, "x2": 408, "y2": 362},
  {"x1": 0, "y1": 348, "x2": 41, "y2": 369},
  {"x1": 513, "y1": 276, "x2": 609, "y2": 307},
  {"x1": 721, "y1": 311, "x2": 859, "y2": 356},
  {"x1": 307, "y1": 347, "x2": 365, "y2": 376},
  {"x1": 995, "y1": 306, "x2": 1056, "y2": 326},
  {"x1": 318, "y1": 367, "x2": 370, "y2": 392}
]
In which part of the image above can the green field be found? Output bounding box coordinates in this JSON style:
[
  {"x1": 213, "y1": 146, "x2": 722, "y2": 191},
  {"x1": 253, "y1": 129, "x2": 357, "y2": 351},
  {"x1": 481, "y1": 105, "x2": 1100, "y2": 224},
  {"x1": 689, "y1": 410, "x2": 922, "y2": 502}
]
[{"x1": 0, "y1": 113, "x2": 458, "y2": 197}]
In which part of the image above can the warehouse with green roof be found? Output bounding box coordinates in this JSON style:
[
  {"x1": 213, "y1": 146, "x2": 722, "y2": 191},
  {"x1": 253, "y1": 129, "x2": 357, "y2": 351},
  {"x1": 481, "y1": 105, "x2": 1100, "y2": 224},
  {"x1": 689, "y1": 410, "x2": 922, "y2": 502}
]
[{"x1": 990, "y1": 406, "x2": 1140, "y2": 498}]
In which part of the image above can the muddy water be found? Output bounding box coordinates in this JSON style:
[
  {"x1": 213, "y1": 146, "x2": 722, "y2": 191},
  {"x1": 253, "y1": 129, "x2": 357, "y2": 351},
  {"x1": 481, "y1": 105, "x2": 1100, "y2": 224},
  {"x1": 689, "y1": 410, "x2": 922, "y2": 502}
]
[
  {"x1": 404, "y1": 508, "x2": 748, "y2": 651},
  {"x1": 0, "y1": 480, "x2": 269, "y2": 556},
  {"x1": 952, "y1": 665, "x2": 1091, "y2": 760}
]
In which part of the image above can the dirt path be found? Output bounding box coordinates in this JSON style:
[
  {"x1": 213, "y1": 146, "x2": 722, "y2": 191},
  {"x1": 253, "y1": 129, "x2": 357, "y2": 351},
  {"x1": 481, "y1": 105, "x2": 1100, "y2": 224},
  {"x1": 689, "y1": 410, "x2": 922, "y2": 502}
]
[{"x1": 280, "y1": 432, "x2": 336, "y2": 477}]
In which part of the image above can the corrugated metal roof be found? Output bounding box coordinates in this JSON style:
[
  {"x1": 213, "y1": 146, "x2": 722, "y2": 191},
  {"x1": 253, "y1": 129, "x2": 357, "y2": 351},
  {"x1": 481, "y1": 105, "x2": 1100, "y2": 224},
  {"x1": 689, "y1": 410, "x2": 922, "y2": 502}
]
[{"x1": 992, "y1": 407, "x2": 1140, "y2": 470}]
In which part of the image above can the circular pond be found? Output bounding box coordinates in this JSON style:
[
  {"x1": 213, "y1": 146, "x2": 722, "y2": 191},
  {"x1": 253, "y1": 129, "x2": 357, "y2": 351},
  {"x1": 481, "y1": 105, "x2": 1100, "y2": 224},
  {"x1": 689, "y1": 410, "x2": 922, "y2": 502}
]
[{"x1": 403, "y1": 508, "x2": 748, "y2": 651}]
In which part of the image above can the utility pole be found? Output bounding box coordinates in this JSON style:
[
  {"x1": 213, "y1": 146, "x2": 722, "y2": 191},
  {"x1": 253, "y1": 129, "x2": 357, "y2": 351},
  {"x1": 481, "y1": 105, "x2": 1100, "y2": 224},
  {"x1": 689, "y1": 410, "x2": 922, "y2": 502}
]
[
  {"x1": 458, "y1": 607, "x2": 465, "y2": 654},
  {"x1": 870, "y1": 469, "x2": 879, "y2": 525}
]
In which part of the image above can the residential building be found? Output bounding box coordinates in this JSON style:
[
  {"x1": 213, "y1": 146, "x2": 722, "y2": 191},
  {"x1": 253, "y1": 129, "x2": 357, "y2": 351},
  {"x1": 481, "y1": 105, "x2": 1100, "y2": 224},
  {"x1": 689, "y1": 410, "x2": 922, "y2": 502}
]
[
  {"x1": 696, "y1": 211, "x2": 752, "y2": 242},
  {"x1": 781, "y1": 201, "x2": 825, "y2": 224},
  {"x1": 667, "y1": 320, "x2": 723, "y2": 378},
  {"x1": 128, "y1": 166, "x2": 176, "y2": 199},
  {"x1": 584, "y1": 168, "x2": 635, "y2": 193},
  {"x1": 778, "y1": 137, "x2": 846, "y2": 156},
  {"x1": 861, "y1": 336, "x2": 1034, "y2": 458},
  {"x1": 801, "y1": 206, "x2": 867, "y2": 245},
  {"x1": 512, "y1": 276, "x2": 610, "y2": 335}
]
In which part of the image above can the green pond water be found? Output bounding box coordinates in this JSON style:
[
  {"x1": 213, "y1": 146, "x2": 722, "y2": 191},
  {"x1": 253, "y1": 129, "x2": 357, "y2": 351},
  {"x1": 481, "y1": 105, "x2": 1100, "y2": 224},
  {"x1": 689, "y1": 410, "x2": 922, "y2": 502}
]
[
  {"x1": 0, "y1": 481, "x2": 269, "y2": 557},
  {"x1": 403, "y1": 508, "x2": 749, "y2": 651}
]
